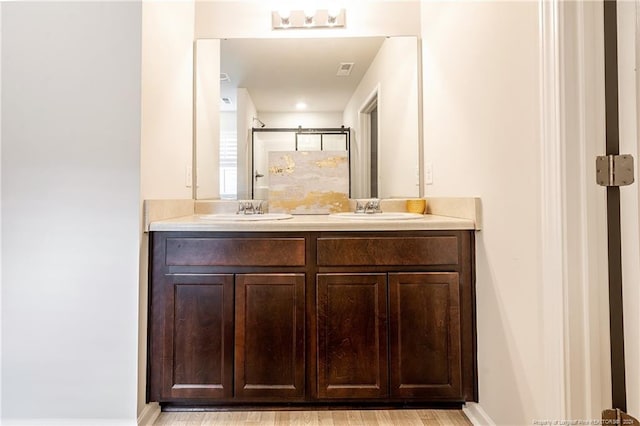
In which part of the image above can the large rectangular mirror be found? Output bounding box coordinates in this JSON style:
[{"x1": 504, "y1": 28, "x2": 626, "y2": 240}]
[{"x1": 194, "y1": 36, "x2": 421, "y2": 200}]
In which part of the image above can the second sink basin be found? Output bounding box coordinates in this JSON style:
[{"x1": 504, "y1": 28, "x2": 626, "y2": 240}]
[
  {"x1": 329, "y1": 212, "x2": 424, "y2": 220},
  {"x1": 199, "y1": 213, "x2": 293, "y2": 222}
]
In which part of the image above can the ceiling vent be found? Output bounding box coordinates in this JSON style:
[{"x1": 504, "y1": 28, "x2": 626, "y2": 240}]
[
  {"x1": 221, "y1": 97, "x2": 232, "y2": 105},
  {"x1": 336, "y1": 62, "x2": 354, "y2": 76},
  {"x1": 220, "y1": 73, "x2": 231, "y2": 82}
]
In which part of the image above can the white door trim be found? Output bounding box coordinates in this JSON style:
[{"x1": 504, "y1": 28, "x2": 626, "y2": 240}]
[
  {"x1": 539, "y1": 0, "x2": 568, "y2": 419},
  {"x1": 358, "y1": 85, "x2": 380, "y2": 198},
  {"x1": 545, "y1": 0, "x2": 611, "y2": 420}
]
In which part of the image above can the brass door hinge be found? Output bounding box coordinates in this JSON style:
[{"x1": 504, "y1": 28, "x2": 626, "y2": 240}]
[{"x1": 596, "y1": 154, "x2": 635, "y2": 187}]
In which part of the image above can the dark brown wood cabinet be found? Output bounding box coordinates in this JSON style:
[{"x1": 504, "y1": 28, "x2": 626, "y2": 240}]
[
  {"x1": 154, "y1": 274, "x2": 234, "y2": 400},
  {"x1": 316, "y1": 272, "x2": 462, "y2": 401},
  {"x1": 317, "y1": 273, "x2": 389, "y2": 399},
  {"x1": 314, "y1": 234, "x2": 470, "y2": 402},
  {"x1": 388, "y1": 272, "x2": 461, "y2": 399},
  {"x1": 148, "y1": 230, "x2": 476, "y2": 408},
  {"x1": 235, "y1": 273, "x2": 305, "y2": 399}
]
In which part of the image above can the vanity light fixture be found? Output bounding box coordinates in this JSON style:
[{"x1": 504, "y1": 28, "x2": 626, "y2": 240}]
[
  {"x1": 295, "y1": 102, "x2": 307, "y2": 110},
  {"x1": 272, "y1": 8, "x2": 346, "y2": 30}
]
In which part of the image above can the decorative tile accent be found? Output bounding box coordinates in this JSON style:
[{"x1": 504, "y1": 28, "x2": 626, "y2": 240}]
[{"x1": 268, "y1": 151, "x2": 349, "y2": 214}]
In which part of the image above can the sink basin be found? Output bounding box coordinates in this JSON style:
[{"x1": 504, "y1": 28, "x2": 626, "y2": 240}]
[
  {"x1": 199, "y1": 213, "x2": 293, "y2": 222},
  {"x1": 329, "y1": 212, "x2": 424, "y2": 220}
]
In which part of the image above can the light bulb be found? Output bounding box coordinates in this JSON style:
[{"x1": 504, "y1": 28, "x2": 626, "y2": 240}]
[
  {"x1": 327, "y1": 7, "x2": 341, "y2": 26},
  {"x1": 278, "y1": 9, "x2": 291, "y2": 28},
  {"x1": 304, "y1": 8, "x2": 315, "y2": 26}
]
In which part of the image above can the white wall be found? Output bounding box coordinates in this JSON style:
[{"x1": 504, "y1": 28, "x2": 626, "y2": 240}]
[
  {"x1": 344, "y1": 36, "x2": 420, "y2": 199},
  {"x1": 1, "y1": 2, "x2": 141, "y2": 423},
  {"x1": 141, "y1": 2, "x2": 194, "y2": 200},
  {"x1": 421, "y1": 2, "x2": 545, "y2": 424},
  {"x1": 139, "y1": 2, "x2": 195, "y2": 420},
  {"x1": 195, "y1": 0, "x2": 422, "y2": 39},
  {"x1": 195, "y1": 39, "x2": 221, "y2": 199}
]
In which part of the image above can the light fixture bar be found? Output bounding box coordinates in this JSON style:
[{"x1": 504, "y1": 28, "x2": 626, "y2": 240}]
[{"x1": 272, "y1": 9, "x2": 346, "y2": 30}]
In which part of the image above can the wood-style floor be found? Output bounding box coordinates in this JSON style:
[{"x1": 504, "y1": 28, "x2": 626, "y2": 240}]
[{"x1": 153, "y1": 409, "x2": 472, "y2": 425}]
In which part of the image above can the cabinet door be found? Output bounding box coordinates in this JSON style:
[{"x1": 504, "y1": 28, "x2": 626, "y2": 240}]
[
  {"x1": 389, "y1": 272, "x2": 462, "y2": 399},
  {"x1": 162, "y1": 274, "x2": 234, "y2": 400},
  {"x1": 235, "y1": 274, "x2": 305, "y2": 398},
  {"x1": 317, "y1": 273, "x2": 388, "y2": 399}
]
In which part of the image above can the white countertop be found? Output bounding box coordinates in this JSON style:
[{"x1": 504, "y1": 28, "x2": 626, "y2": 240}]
[{"x1": 148, "y1": 213, "x2": 475, "y2": 232}]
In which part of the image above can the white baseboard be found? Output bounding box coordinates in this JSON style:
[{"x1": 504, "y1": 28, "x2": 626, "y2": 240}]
[
  {"x1": 2, "y1": 420, "x2": 136, "y2": 426},
  {"x1": 137, "y1": 402, "x2": 161, "y2": 426},
  {"x1": 463, "y1": 403, "x2": 496, "y2": 426}
]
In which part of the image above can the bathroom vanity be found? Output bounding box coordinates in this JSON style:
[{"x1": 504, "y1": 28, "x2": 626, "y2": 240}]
[{"x1": 147, "y1": 212, "x2": 478, "y2": 408}]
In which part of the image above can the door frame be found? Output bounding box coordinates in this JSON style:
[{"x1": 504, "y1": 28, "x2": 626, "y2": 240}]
[
  {"x1": 358, "y1": 86, "x2": 380, "y2": 198},
  {"x1": 541, "y1": 0, "x2": 612, "y2": 420},
  {"x1": 617, "y1": 0, "x2": 640, "y2": 417}
]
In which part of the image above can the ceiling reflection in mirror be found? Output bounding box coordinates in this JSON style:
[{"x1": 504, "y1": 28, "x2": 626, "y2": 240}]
[
  {"x1": 194, "y1": 36, "x2": 421, "y2": 201},
  {"x1": 220, "y1": 38, "x2": 384, "y2": 113}
]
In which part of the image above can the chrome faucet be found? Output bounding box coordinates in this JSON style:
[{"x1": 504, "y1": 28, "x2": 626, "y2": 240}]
[
  {"x1": 237, "y1": 200, "x2": 264, "y2": 215},
  {"x1": 355, "y1": 199, "x2": 382, "y2": 214}
]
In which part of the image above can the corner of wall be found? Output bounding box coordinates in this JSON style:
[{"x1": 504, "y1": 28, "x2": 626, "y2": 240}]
[{"x1": 139, "y1": 1, "x2": 196, "y2": 420}]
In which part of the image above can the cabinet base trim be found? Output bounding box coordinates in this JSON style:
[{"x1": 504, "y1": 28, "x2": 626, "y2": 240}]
[{"x1": 160, "y1": 401, "x2": 465, "y2": 412}]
